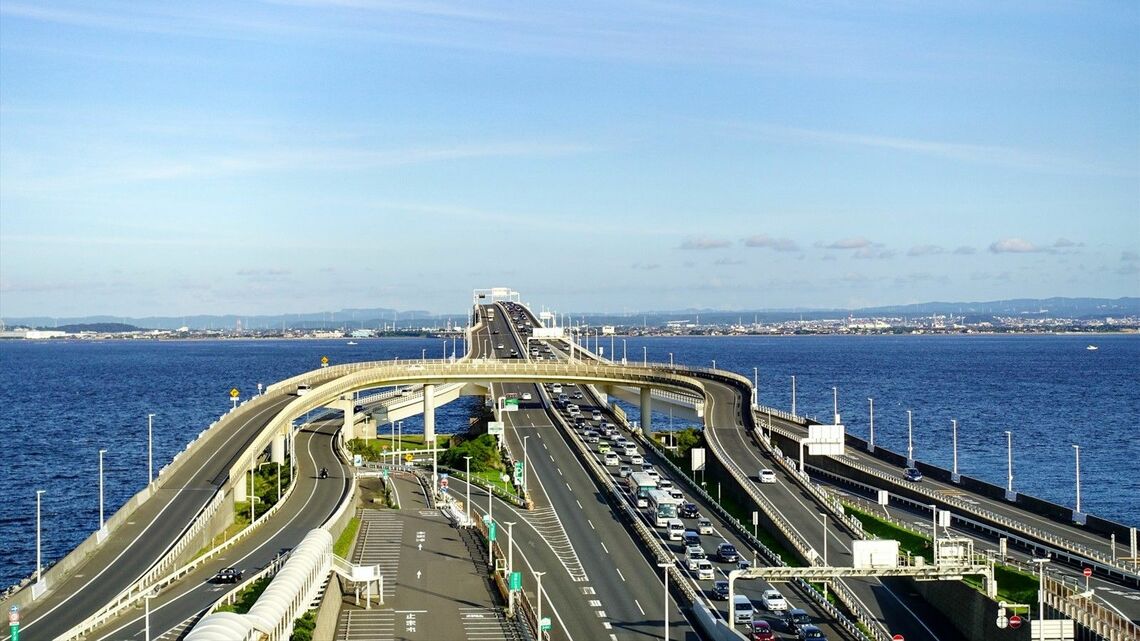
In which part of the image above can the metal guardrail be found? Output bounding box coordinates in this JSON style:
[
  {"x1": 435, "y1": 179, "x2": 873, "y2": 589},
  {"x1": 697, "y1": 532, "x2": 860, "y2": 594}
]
[{"x1": 763, "y1": 414, "x2": 1140, "y2": 582}]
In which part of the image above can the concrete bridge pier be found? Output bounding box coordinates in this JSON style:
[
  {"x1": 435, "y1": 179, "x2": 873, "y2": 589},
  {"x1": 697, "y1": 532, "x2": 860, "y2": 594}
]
[
  {"x1": 271, "y1": 431, "x2": 286, "y2": 465},
  {"x1": 336, "y1": 397, "x2": 357, "y2": 439},
  {"x1": 234, "y1": 460, "x2": 249, "y2": 502},
  {"x1": 423, "y1": 384, "x2": 436, "y2": 442},
  {"x1": 640, "y1": 386, "x2": 652, "y2": 433}
]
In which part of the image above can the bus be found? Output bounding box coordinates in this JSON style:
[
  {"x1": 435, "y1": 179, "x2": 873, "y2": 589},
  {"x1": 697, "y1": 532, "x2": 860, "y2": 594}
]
[
  {"x1": 646, "y1": 489, "x2": 681, "y2": 527},
  {"x1": 627, "y1": 472, "x2": 658, "y2": 508}
]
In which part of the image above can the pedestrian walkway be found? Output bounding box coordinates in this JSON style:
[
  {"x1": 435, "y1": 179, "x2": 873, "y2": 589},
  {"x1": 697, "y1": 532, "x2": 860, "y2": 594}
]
[{"x1": 335, "y1": 473, "x2": 523, "y2": 641}]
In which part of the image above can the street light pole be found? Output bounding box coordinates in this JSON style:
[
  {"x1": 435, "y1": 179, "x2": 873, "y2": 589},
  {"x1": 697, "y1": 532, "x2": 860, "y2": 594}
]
[
  {"x1": 464, "y1": 456, "x2": 473, "y2": 524},
  {"x1": 867, "y1": 398, "x2": 875, "y2": 452},
  {"x1": 523, "y1": 436, "x2": 530, "y2": 497},
  {"x1": 906, "y1": 409, "x2": 914, "y2": 467},
  {"x1": 951, "y1": 420, "x2": 960, "y2": 483},
  {"x1": 147, "y1": 413, "x2": 155, "y2": 486},
  {"x1": 622, "y1": 339, "x2": 627, "y2": 364},
  {"x1": 753, "y1": 367, "x2": 758, "y2": 407},
  {"x1": 36, "y1": 489, "x2": 45, "y2": 584},
  {"x1": 506, "y1": 521, "x2": 516, "y2": 616},
  {"x1": 832, "y1": 387, "x2": 838, "y2": 423},
  {"x1": 820, "y1": 513, "x2": 828, "y2": 600},
  {"x1": 98, "y1": 444, "x2": 107, "y2": 529},
  {"x1": 1073, "y1": 444, "x2": 1082, "y2": 518},
  {"x1": 643, "y1": 346, "x2": 647, "y2": 366},
  {"x1": 1033, "y1": 557, "x2": 1050, "y2": 641},
  {"x1": 487, "y1": 480, "x2": 494, "y2": 568},
  {"x1": 657, "y1": 561, "x2": 671, "y2": 641},
  {"x1": 535, "y1": 570, "x2": 547, "y2": 637},
  {"x1": 791, "y1": 376, "x2": 797, "y2": 417},
  {"x1": 669, "y1": 352, "x2": 673, "y2": 367},
  {"x1": 1005, "y1": 430, "x2": 1015, "y2": 500}
]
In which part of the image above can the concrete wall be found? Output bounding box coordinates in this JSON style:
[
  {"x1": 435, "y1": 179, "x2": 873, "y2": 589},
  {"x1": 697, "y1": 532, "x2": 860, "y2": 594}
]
[
  {"x1": 908, "y1": 578, "x2": 1031, "y2": 641},
  {"x1": 312, "y1": 573, "x2": 345, "y2": 641}
]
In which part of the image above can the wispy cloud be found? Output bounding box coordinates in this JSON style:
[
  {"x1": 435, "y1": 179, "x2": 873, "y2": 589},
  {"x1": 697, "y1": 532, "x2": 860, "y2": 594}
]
[
  {"x1": 1052, "y1": 238, "x2": 1083, "y2": 249},
  {"x1": 953, "y1": 246, "x2": 977, "y2": 255},
  {"x1": 989, "y1": 238, "x2": 1041, "y2": 254},
  {"x1": 727, "y1": 123, "x2": 1134, "y2": 176},
  {"x1": 742, "y1": 234, "x2": 799, "y2": 252},
  {"x1": 907, "y1": 244, "x2": 945, "y2": 257},
  {"x1": 679, "y1": 238, "x2": 732, "y2": 250},
  {"x1": 823, "y1": 236, "x2": 875, "y2": 250}
]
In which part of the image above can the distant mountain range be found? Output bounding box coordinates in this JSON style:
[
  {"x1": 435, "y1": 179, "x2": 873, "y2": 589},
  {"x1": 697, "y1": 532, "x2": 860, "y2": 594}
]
[{"x1": 3, "y1": 297, "x2": 1137, "y2": 331}]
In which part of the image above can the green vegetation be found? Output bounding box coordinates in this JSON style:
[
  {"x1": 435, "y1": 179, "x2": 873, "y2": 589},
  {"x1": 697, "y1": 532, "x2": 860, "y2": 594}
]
[
  {"x1": 843, "y1": 502, "x2": 1039, "y2": 605},
  {"x1": 349, "y1": 435, "x2": 453, "y2": 462},
  {"x1": 653, "y1": 428, "x2": 703, "y2": 461},
  {"x1": 290, "y1": 609, "x2": 318, "y2": 641},
  {"x1": 215, "y1": 575, "x2": 272, "y2": 614},
  {"x1": 334, "y1": 516, "x2": 361, "y2": 557},
  {"x1": 439, "y1": 434, "x2": 504, "y2": 474}
]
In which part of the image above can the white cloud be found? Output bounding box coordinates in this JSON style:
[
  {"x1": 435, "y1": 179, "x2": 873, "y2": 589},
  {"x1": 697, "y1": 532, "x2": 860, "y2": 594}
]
[
  {"x1": 907, "y1": 244, "x2": 945, "y2": 257},
  {"x1": 742, "y1": 234, "x2": 799, "y2": 252},
  {"x1": 679, "y1": 238, "x2": 732, "y2": 250},
  {"x1": 989, "y1": 238, "x2": 1041, "y2": 254},
  {"x1": 823, "y1": 237, "x2": 875, "y2": 250}
]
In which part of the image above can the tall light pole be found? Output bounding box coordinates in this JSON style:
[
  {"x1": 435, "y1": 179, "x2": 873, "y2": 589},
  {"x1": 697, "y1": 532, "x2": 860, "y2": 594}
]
[
  {"x1": 657, "y1": 561, "x2": 671, "y2": 641},
  {"x1": 506, "y1": 521, "x2": 516, "y2": 616},
  {"x1": 906, "y1": 410, "x2": 914, "y2": 467},
  {"x1": 487, "y1": 479, "x2": 494, "y2": 568},
  {"x1": 1032, "y1": 557, "x2": 1050, "y2": 641},
  {"x1": 622, "y1": 339, "x2": 627, "y2": 364},
  {"x1": 98, "y1": 447, "x2": 107, "y2": 531},
  {"x1": 522, "y1": 436, "x2": 530, "y2": 497},
  {"x1": 1005, "y1": 430, "x2": 1016, "y2": 501},
  {"x1": 791, "y1": 376, "x2": 797, "y2": 417},
  {"x1": 753, "y1": 367, "x2": 758, "y2": 407},
  {"x1": 867, "y1": 398, "x2": 875, "y2": 452},
  {"x1": 144, "y1": 590, "x2": 154, "y2": 641},
  {"x1": 1072, "y1": 444, "x2": 1083, "y2": 521},
  {"x1": 951, "y1": 420, "x2": 960, "y2": 483},
  {"x1": 535, "y1": 570, "x2": 547, "y2": 636},
  {"x1": 35, "y1": 489, "x2": 45, "y2": 584},
  {"x1": 669, "y1": 352, "x2": 673, "y2": 367},
  {"x1": 147, "y1": 413, "x2": 155, "y2": 486},
  {"x1": 643, "y1": 346, "x2": 647, "y2": 366},
  {"x1": 820, "y1": 513, "x2": 828, "y2": 600},
  {"x1": 464, "y1": 456, "x2": 473, "y2": 524}
]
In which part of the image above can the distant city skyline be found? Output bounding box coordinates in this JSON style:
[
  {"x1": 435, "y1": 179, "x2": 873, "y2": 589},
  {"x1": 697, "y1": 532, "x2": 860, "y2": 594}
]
[{"x1": 1, "y1": 1, "x2": 1137, "y2": 317}]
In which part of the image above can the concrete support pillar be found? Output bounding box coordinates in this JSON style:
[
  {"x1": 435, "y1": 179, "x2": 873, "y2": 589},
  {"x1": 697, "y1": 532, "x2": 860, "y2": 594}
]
[
  {"x1": 339, "y1": 397, "x2": 357, "y2": 440},
  {"x1": 271, "y1": 432, "x2": 286, "y2": 464},
  {"x1": 424, "y1": 384, "x2": 436, "y2": 443},
  {"x1": 640, "y1": 386, "x2": 652, "y2": 433},
  {"x1": 234, "y1": 464, "x2": 248, "y2": 502}
]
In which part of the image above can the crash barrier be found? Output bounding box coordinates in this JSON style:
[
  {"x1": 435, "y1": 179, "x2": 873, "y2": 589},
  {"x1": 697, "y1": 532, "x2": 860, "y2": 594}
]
[
  {"x1": 690, "y1": 602, "x2": 750, "y2": 641},
  {"x1": 185, "y1": 529, "x2": 333, "y2": 641},
  {"x1": 759, "y1": 406, "x2": 1139, "y2": 584}
]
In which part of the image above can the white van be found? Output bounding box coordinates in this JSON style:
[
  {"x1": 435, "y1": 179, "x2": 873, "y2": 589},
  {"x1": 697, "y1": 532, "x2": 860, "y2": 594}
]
[
  {"x1": 696, "y1": 559, "x2": 715, "y2": 580},
  {"x1": 666, "y1": 518, "x2": 685, "y2": 541},
  {"x1": 552, "y1": 383, "x2": 562, "y2": 394},
  {"x1": 733, "y1": 595, "x2": 754, "y2": 623},
  {"x1": 296, "y1": 384, "x2": 311, "y2": 396}
]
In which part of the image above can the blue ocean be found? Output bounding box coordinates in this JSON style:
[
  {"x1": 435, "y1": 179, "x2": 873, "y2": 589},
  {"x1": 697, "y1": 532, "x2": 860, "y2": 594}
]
[{"x1": 0, "y1": 334, "x2": 1137, "y2": 587}]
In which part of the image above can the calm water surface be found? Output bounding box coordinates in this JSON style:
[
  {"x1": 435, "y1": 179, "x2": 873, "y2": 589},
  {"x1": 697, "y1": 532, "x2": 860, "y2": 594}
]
[{"x1": 0, "y1": 334, "x2": 1136, "y2": 587}]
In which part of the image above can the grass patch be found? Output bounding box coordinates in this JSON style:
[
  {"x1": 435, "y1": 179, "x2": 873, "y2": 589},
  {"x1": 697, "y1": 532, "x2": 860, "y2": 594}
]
[
  {"x1": 334, "y1": 516, "x2": 361, "y2": 558},
  {"x1": 843, "y1": 503, "x2": 1039, "y2": 606},
  {"x1": 215, "y1": 575, "x2": 272, "y2": 614},
  {"x1": 290, "y1": 609, "x2": 318, "y2": 641},
  {"x1": 349, "y1": 435, "x2": 453, "y2": 462}
]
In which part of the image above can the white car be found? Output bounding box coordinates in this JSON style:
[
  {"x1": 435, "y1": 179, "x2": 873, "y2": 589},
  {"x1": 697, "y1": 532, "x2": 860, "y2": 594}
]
[
  {"x1": 604, "y1": 452, "x2": 620, "y2": 466},
  {"x1": 758, "y1": 468, "x2": 777, "y2": 484},
  {"x1": 697, "y1": 517, "x2": 714, "y2": 535},
  {"x1": 521, "y1": 392, "x2": 533, "y2": 400},
  {"x1": 630, "y1": 454, "x2": 644, "y2": 465},
  {"x1": 696, "y1": 559, "x2": 715, "y2": 580},
  {"x1": 760, "y1": 588, "x2": 787, "y2": 611}
]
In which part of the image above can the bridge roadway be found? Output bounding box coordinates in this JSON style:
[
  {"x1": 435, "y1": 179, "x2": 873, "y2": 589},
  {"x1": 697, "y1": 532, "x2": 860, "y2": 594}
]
[
  {"x1": 1, "y1": 393, "x2": 304, "y2": 641},
  {"x1": 475, "y1": 304, "x2": 698, "y2": 640},
  {"x1": 81, "y1": 419, "x2": 349, "y2": 640},
  {"x1": 757, "y1": 413, "x2": 1140, "y2": 622}
]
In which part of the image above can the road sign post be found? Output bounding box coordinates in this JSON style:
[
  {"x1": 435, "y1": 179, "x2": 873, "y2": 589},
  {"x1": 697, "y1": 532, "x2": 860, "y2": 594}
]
[
  {"x1": 489, "y1": 522, "x2": 497, "y2": 541},
  {"x1": 9, "y1": 606, "x2": 19, "y2": 641},
  {"x1": 540, "y1": 617, "x2": 551, "y2": 632},
  {"x1": 321, "y1": 355, "x2": 329, "y2": 368},
  {"x1": 513, "y1": 461, "x2": 524, "y2": 485},
  {"x1": 230, "y1": 387, "x2": 240, "y2": 409},
  {"x1": 509, "y1": 571, "x2": 522, "y2": 591}
]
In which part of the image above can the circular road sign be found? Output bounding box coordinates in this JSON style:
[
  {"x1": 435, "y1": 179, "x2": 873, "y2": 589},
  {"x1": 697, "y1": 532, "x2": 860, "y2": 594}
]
[
  {"x1": 892, "y1": 635, "x2": 904, "y2": 641},
  {"x1": 1083, "y1": 567, "x2": 1093, "y2": 577},
  {"x1": 1008, "y1": 614, "x2": 1022, "y2": 629},
  {"x1": 996, "y1": 616, "x2": 1008, "y2": 629}
]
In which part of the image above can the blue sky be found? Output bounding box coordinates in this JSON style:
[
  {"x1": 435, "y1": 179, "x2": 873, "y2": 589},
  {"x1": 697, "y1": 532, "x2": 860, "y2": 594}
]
[{"x1": 1, "y1": 1, "x2": 1137, "y2": 317}]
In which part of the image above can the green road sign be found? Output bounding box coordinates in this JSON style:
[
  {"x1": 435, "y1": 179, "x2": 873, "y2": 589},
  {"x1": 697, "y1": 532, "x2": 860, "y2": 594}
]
[
  {"x1": 489, "y1": 522, "x2": 497, "y2": 541},
  {"x1": 505, "y1": 397, "x2": 519, "y2": 408},
  {"x1": 540, "y1": 617, "x2": 551, "y2": 631},
  {"x1": 513, "y1": 460, "x2": 524, "y2": 483},
  {"x1": 509, "y1": 571, "x2": 522, "y2": 591}
]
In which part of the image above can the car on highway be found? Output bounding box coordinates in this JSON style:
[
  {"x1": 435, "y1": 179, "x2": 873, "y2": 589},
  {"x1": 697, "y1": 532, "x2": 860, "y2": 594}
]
[
  {"x1": 685, "y1": 545, "x2": 707, "y2": 569},
  {"x1": 644, "y1": 468, "x2": 659, "y2": 479},
  {"x1": 213, "y1": 567, "x2": 243, "y2": 583},
  {"x1": 796, "y1": 624, "x2": 827, "y2": 640},
  {"x1": 623, "y1": 444, "x2": 638, "y2": 456},
  {"x1": 697, "y1": 517, "x2": 714, "y2": 534},
  {"x1": 552, "y1": 383, "x2": 562, "y2": 393},
  {"x1": 573, "y1": 392, "x2": 584, "y2": 399},
  {"x1": 758, "y1": 468, "x2": 777, "y2": 483},
  {"x1": 604, "y1": 452, "x2": 620, "y2": 466},
  {"x1": 678, "y1": 502, "x2": 699, "y2": 519},
  {"x1": 682, "y1": 529, "x2": 701, "y2": 547},
  {"x1": 630, "y1": 454, "x2": 644, "y2": 465},
  {"x1": 903, "y1": 467, "x2": 924, "y2": 482},
  {"x1": 733, "y1": 595, "x2": 754, "y2": 624},
  {"x1": 716, "y1": 541, "x2": 739, "y2": 563},
  {"x1": 598, "y1": 441, "x2": 611, "y2": 453},
  {"x1": 496, "y1": 344, "x2": 505, "y2": 349},
  {"x1": 658, "y1": 478, "x2": 673, "y2": 490},
  {"x1": 750, "y1": 620, "x2": 776, "y2": 641},
  {"x1": 779, "y1": 608, "x2": 812, "y2": 633},
  {"x1": 521, "y1": 392, "x2": 532, "y2": 400},
  {"x1": 760, "y1": 588, "x2": 788, "y2": 611},
  {"x1": 618, "y1": 465, "x2": 633, "y2": 478},
  {"x1": 712, "y1": 579, "x2": 730, "y2": 600},
  {"x1": 696, "y1": 559, "x2": 715, "y2": 580}
]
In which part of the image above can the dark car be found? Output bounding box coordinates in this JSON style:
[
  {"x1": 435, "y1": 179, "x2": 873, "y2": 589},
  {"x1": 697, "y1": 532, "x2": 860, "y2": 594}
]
[
  {"x1": 797, "y1": 624, "x2": 827, "y2": 640},
  {"x1": 780, "y1": 608, "x2": 812, "y2": 632},
  {"x1": 213, "y1": 567, "x2": 242, "y2": 583},
  {"x1": 682, "y1": 529, "x2": 701, "y2": 547},
  {"x1": 750, "y1": 620, "x2": 776, "y2": 641},
  {"x1": 678, "y1": 502, "x2": 699, "y2": 519},
  {"x1": 903, "y1": 467, "x2": 923, "y2": 482},
  {"x1": 712, "y1": 580, "x2": 730, "y2": 600},
  {"x1": 716, "y1": 542, "x2": 739, "y2": 563}
]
